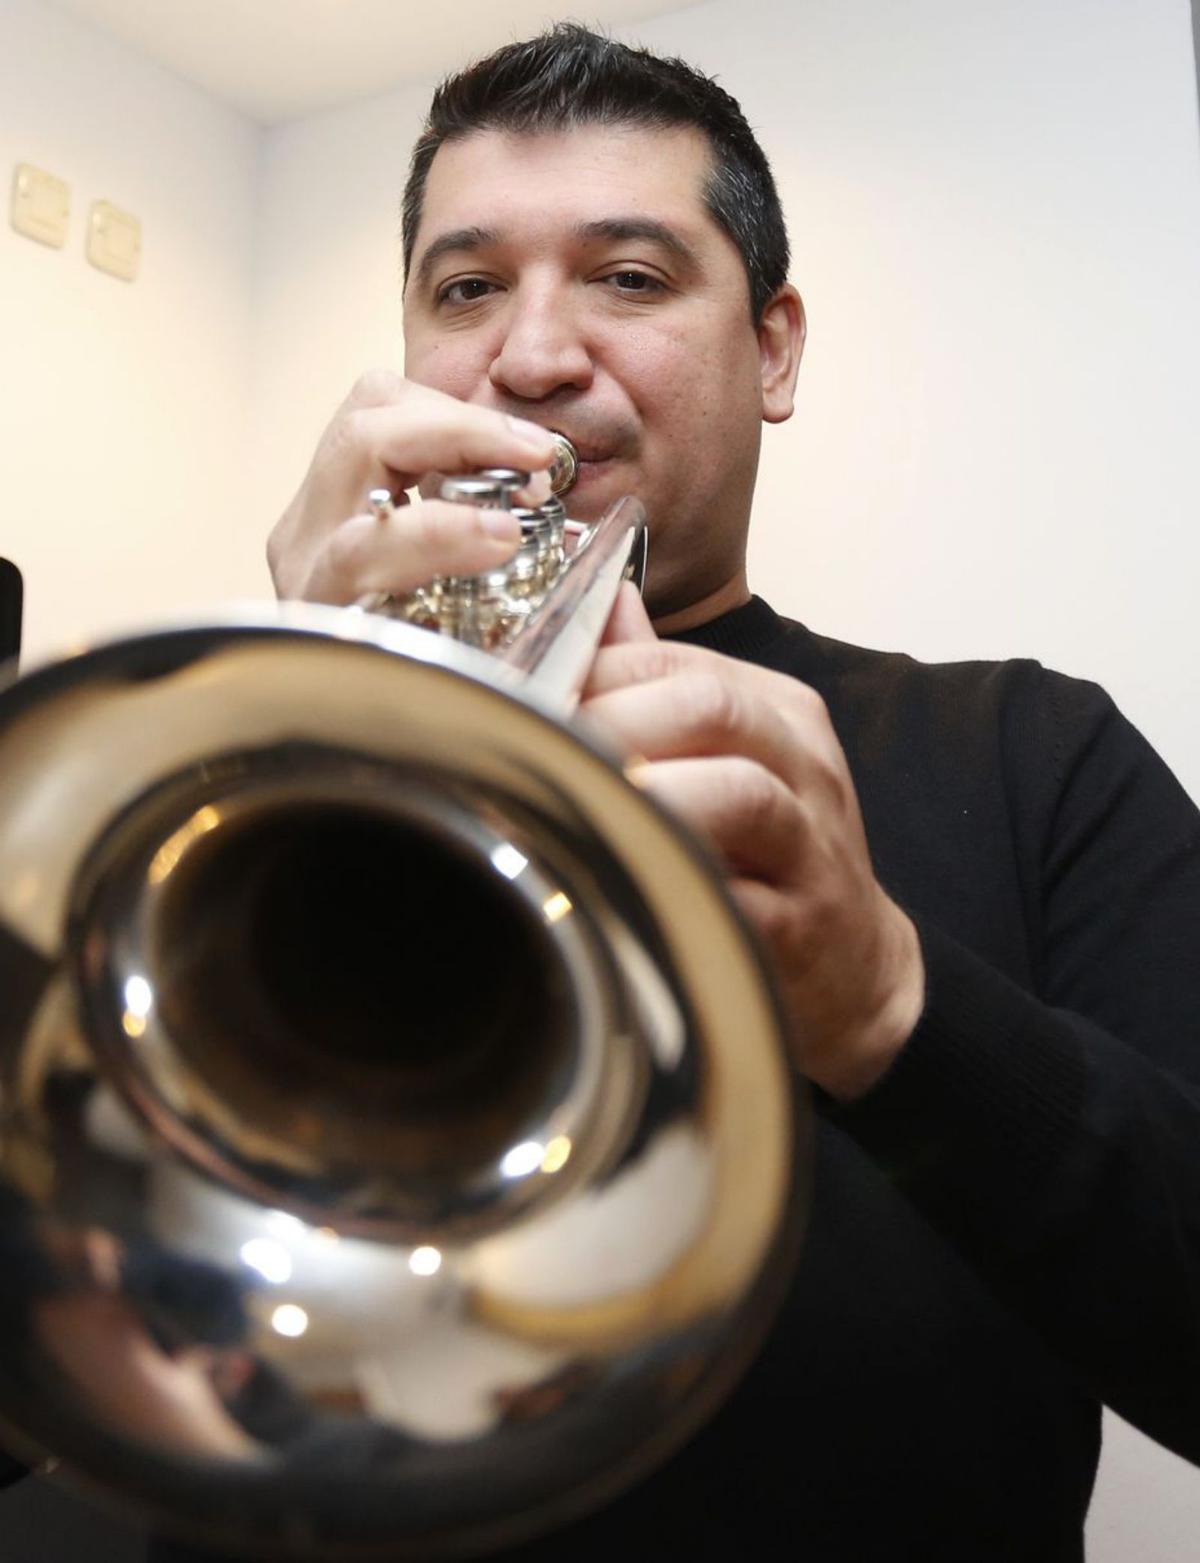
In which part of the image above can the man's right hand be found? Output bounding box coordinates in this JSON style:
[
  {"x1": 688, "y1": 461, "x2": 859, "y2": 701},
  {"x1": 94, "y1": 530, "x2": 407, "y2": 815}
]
[{"x1": 266, "y1": 372, "x2": 558, "y2": 605}]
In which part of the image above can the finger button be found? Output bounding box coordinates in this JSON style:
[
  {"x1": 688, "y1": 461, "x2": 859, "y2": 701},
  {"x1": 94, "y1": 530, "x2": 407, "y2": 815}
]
[{"x1": 368, "y1": 488, "x2": 396, "y2": 522}]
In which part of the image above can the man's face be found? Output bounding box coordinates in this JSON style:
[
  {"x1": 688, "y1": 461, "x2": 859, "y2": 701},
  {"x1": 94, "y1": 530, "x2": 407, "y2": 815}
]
[{"x1": 403, "y1": 124, "x2": 794, "y2": 618}]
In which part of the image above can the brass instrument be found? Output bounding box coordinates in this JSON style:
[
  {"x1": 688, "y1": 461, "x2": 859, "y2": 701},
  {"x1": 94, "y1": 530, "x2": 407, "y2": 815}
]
[
  {"x1": 367, "y1": 431, "x2": 645, "y2": 653},
  {"x1": 0, "y1": 441, "x2": 807, "y2": 1557}
]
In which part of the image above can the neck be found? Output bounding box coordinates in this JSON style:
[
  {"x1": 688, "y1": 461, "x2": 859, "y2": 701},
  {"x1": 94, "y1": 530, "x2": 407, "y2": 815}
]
[{"x1": 649, "y1": 571, "x2": 751, "y2": 636}]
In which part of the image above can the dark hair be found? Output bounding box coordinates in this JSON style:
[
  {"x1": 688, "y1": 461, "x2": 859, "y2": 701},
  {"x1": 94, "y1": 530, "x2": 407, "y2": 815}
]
[{"x1": 402, "y1": 23, "x2": 789, "y2": 321}]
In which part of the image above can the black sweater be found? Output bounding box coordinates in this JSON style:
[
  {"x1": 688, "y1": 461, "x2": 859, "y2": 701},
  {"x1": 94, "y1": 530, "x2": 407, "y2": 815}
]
[{"x1": 154, "y1": 595, "x2": 1200, "y2": 1561}]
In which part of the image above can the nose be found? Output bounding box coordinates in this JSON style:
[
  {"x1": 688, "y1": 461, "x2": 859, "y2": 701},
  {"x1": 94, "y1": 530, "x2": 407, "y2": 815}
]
[{"x1": 488, "y1": 284, "x2": 593, "y2": 402}]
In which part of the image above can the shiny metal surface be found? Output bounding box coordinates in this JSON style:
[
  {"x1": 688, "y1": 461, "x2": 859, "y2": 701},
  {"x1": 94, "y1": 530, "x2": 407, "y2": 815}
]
[
  {"x1": 0, "y1": 591, "x2": 807, "y2": 1556},
  {"x1": 545, "y1": 431, "x2": 578, "y2": 497},
  {"x1": 382, "y1": 436, "x2": 613, "y2": 651}
]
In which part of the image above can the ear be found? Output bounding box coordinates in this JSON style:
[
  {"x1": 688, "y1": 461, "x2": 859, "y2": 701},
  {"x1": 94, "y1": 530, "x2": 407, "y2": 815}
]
[{"x1": 759, "y1": 284, "x2": 806, "y2": 425}]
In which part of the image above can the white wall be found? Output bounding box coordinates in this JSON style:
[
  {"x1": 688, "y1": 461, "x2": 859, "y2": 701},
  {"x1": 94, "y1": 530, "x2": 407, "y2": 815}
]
[
  {"x1": 247, "y1": 81, "x2": 425, "y2": 538},
  {"x1": 0, "y1": 0, "x2": 262, "y2": 663}
]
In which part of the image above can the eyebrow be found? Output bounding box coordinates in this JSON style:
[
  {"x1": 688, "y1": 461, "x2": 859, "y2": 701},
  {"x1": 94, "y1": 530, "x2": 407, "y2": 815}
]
[
  {"x1": 573, "y1": 218, "x2": 700, "y2": 269},
  {"x1": 412, "y1": 216, "x2": 700, "y2": 294},
  {"x1": 412, "y1": 225, "x2": 500, "y2": 293}
]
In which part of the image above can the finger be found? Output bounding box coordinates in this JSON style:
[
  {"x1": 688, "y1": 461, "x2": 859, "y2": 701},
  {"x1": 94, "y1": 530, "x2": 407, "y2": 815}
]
[
  {"x1": 515, "y1": 469, "x2": 553, "y2": 507},
  {"x1": 724, "y1": 878, "x2": 812, "y2": 989},
  {"x1": 584, "y1": 641, "x2": 843, "y2": 779},
  {"x1": 584, "y1": 669, "x2": 807, "y2": 791},
  {"x1": 333, "y1": 373, "x2": 559, "y2": 481},
  {"x1": 304, "y1": 500, "x2": 521, "y2": 605},
  {"x1": 587, "y1": 636, "x2": 803, "y2": 701},
  {"x1": 582, "y1": 636, "x2": 698, "y2": 698},
  {"x1": 600, "y1": 582, "x2": 658, "y2": 648},
  {"x1": 628, "y1": 756, "x2": 806, "y2": 882},
  {"x1": 347, "y1": 395, "x2": 557, "y2": 492},
  {"x1": 339, "y1": 368, "x2": 408, "y2": 411}
]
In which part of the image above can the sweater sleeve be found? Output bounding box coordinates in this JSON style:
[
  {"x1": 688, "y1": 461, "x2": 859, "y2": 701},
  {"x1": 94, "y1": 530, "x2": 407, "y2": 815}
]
[{"x1": 827, "y1": 670, "x2": 1200, "y2": 1463}]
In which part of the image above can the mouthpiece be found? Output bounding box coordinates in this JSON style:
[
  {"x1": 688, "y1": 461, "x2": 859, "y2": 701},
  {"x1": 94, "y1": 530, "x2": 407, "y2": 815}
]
[{"x1": 548, "y1": 431, "x2": 579, "y2": 496}]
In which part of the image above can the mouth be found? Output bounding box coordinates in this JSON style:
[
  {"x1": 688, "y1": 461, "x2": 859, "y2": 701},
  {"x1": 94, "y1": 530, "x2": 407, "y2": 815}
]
[
  {"x1": 568, "y1": 455, "x2": 616, "y2": 498},
  {"x1": 562, "y1": 438, "x2": 609, "y2": 465},
  {"x1": 510, "y1": 421, "x2": 628, "y2": 503}
]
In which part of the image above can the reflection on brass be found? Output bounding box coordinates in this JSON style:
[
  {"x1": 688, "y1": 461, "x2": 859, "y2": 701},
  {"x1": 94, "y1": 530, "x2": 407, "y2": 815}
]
[{"x1": 0, "y1": 477, "x2": 807, "y2": 1556}]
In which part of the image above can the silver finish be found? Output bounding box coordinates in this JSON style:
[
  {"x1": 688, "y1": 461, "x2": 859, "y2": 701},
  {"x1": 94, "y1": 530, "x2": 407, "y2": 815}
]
[
  {"x1": 547, "y1": 430, "x2": 578, "y2": 496},
  {"x1": 502, "y1": 495, "x2": 644, "y2": 709},
  {"x1": 367, "y1": 488, "x2": 396, "y2": 522},
  {"x1": 441, "y1": 472, "x2": 528, "y2": 509},
  {"x1": 382, "y1": 438, "x2": 642, "y2": 656},
  {"x1": 0, "y1": 497, "x2": 807, "y2": 1557}
]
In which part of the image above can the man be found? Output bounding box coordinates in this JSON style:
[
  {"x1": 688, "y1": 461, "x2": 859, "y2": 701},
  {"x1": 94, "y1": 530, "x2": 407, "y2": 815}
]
[{"x1": 201, "y1": 21, "x2": 1200, "y2": 1562}]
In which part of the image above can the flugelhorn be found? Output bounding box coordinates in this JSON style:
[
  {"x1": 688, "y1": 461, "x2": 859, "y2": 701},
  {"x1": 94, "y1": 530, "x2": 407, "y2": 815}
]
[{"x1": 0, "y1": 441, "x2": 808, "y2": 1558}]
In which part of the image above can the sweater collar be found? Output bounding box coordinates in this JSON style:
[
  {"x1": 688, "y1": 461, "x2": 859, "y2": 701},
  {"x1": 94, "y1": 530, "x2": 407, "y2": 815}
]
[{"x1": 661, "y1": 594, "x2": 784, "y2": 660}]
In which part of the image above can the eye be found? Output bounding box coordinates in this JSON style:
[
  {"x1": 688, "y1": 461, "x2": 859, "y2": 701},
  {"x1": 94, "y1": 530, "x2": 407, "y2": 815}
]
[
  {"x1": 437, "y1": 277, "x2": 497, "y2": 306},
  {"x1": 603, "y1": 269, "x2": 667, "y2": 296}
]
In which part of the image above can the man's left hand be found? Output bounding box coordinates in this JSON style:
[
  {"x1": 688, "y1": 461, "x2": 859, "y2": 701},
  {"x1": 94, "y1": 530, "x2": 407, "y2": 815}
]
[{"x1": 582, "y1": 589, "x2": 925, "y2": 1101}]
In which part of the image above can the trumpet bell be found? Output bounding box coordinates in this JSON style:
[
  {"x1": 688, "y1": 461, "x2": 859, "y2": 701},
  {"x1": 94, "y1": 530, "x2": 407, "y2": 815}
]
[{"x1": 0, "y1": 603, "x2": 808, "y2": 1557}]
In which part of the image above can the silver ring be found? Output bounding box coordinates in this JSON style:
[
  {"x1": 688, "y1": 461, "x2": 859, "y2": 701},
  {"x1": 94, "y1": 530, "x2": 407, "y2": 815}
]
[{"x1": 368, "y1": 488, "x2": 396, "y2": 522}]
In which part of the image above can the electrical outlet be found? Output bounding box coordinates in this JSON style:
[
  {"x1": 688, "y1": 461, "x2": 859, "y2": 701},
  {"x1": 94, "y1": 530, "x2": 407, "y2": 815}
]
[
  {"x1": 87, "y1": 200, "x2": 140, "y2": 282},
  {"x1": 10, "y1": 164, "x2": 69, "y2": 248}
]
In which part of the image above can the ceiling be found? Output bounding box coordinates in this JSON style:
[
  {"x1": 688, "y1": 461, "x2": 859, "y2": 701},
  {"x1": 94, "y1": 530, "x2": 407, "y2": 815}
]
[{"x1": 42, "y1": 0, "x2": 699, "y2": 124}]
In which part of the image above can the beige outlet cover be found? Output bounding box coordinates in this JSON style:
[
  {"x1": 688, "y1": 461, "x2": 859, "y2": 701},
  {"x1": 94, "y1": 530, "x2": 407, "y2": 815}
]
[
  {"x1": 87, "y1": 200, "x2": 140, "y2": 281},
  {"x1": 10, "y1": 164, "x2": 70, "y2": 248}
]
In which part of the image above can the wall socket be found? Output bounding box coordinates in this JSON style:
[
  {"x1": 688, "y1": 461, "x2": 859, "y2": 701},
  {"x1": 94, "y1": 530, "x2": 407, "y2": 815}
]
[
  {"x1": 10, "y1": 164, "x2": 142, "y2": 281},
  {"x1": 87, "y1": 199, "x2": 140, "y2": 282},
  {"x1": 10, "y1": 163, "x2": 69, "y2": 248}
]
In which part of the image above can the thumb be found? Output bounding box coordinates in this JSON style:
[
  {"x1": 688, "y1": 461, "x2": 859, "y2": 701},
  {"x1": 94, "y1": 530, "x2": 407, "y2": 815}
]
[{"x1": 600, "y1": 581, "x2": 658, "y2": 647}]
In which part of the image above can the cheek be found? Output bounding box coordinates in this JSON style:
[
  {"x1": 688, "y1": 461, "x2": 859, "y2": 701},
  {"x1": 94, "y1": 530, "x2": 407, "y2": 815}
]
[
  {"x1": 650, "y1": 350, "x2": 744, "y2": 459},
  {"x1": 403, "y1": 337, "x2": 487, "y2": 400},
  {"x1": 612, "y1": 324, "x2": 725, "y2": 431}
]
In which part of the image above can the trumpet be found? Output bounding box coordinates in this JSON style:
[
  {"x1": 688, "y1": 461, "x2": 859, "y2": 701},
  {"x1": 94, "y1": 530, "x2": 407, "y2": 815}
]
[
  {"x1": 0, "y1": 443, "x2": 807, "y2": 1557},
  {"x1": 364, "y1": 430, "x2": 645, "y2": 658}
]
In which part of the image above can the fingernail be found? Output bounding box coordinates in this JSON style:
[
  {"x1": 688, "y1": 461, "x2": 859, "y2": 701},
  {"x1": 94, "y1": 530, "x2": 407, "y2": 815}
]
[
  {"x1": 507, "y1": 416, "x2": 554, "y2": 453},
  {"x1": 519, "y1": 471, "x2": 552, "y2": 504}
]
